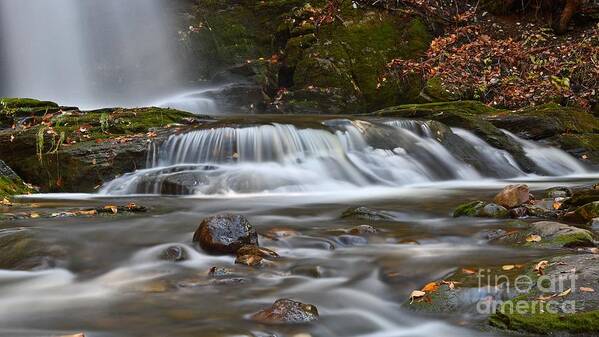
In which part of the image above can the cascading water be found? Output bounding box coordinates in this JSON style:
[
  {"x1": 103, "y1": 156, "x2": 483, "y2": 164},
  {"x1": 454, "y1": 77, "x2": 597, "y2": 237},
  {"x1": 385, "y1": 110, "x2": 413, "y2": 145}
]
[
  {"x1": 100, "y1": 118, "x2": 588, "y2": 196},
  {"x1": 0, "y1": 0, "x2": 209, "y2": 110},
  {"x1": 502, "y1": 130, "x2": 588, "y2": 176}
]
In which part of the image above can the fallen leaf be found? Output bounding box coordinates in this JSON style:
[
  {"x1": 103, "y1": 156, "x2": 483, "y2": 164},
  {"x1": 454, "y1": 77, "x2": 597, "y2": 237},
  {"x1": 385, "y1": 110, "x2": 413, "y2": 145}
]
[
  {"x1": 30, "y1": 212, "x2": 40, "y2": 218},
  {"x1": 104, "y1": 205, "x2": 118, "y2": 214},
  {"x1": 537, "y1": 294, "x2": 556, "y2": 301},
  {"x1": 580, "y1": 287, "x2": 595, "y2": 292},
  {"x1": 462, "y1": 268, "x2": 477, "y2": 275},
  {"x1": 409, "y1": 290, "x2": 426, "y2": 304},
  {"x1": 526, "y1": 234, "x2": 542, "y2": 242},
  {"x1": 1, "y1": 198, "x2": 12, "y2": 206},
  {"x1": 441, "y1": 280, "x2": 461, "y2": 290},
  {"x1": 78, "y1": 209, "x2": 98, "y2": 216},
  {"x1": 421, "y1": 282, "x2": 439, "y2": 293},
  {"x1": 557, "y1": 288, "x2": 572, "y2": 297},
  {"x1": 591, "y1": 248, "x2": 599, "y2": 254},
  {"x1": 502, "y1": 265, "x2": 515, "y2": 271},
  {"x1": 534, "y1": 260, "x2": 549, "y2": 274}
]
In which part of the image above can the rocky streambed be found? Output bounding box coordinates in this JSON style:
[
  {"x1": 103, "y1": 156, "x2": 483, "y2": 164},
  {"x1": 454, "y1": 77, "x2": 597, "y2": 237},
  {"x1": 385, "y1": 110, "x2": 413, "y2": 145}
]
[{"x1": 0, "y1": 179, "x2": 598, "y2": 337}]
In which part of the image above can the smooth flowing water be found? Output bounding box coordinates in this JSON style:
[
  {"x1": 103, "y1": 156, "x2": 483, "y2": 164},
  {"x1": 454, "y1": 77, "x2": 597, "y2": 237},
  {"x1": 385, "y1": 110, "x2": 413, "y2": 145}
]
[
  {"x1": 2, "y1": 176, "x2": 598, "y2": 337},
  {"x1": 0, "y1": 0, "x2": 211, "y2": 110}
]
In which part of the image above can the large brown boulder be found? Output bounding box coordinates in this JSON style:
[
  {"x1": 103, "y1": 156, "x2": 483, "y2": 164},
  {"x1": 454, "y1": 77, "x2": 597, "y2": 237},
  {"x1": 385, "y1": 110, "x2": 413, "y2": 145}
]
[
  {"x1": 251, "y1": 299, "x2": 319, "y2": 324},
  {"x1": 493, "y1": 184, "x2": 530, "y2": 208},
  {"x1": 193, "y1": 214, "x2": 258, "y2": 254}
]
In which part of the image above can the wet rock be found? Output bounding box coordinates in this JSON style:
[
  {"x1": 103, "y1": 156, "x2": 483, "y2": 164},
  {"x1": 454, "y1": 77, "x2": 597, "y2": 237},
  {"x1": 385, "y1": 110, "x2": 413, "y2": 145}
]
[
  {"x1": 236, "y1": 245, "x2": 279, "y2": 260},
  {"x1": 251, "y1": 299, "x2": 319, "y2": 324},
  {"x1": 208, "y1": 266, "x2": 235, "y2": 278},
  {"x1": 341, "y1": 206, "x2": 396, "y2": 221},
  {"x1": 291, "y1": 265, "x2": 324, "y2": 278},
  {"x1": 480, "y1": 228, "x2": 508, "y2": 241},
  {"x1": 349, "y1": 224, "x2": 377, "y2": 235},
  {"x1": 543, "y1": 186, "x2": 572, "y2": 198},
  {"x1": 493, "y1": 184, "x2": 530, "y2": 208},
  {"x1": 235, "y1": 254, "x2": 263, "y2": 267},
  {"x1": 559, "y1": 188, "x2": 599, "y2": 211},
  {"x1": 336, "y1": 234, "x2": 368, "y2": 246},
  {"x1": 509, "y1": 206, "x2": 528, "y2": 219},
  {"x1": 193, "y1": 214, "x2": 258, "y2": 254},
  {"x1": 522, "y1": 204, "x2": 558, "y2": 220},
  {"x1": 478, "y1": 203, "x2": 509, "y2": 218},
  {"x1": 453, "y1": 201, "x2": 508, "y2": 218},
  {"x1": 562, "y1": 201, "x2": 599, "y2": 225},
  {"x1": 263, "y1": 227, "x2": 300, "y2": 240},
  {"x1": 159, "y1": 245, "x2": 188, "y2": 262},
  {"x1": 496, "y1": 221, "x2": 594, "y2": 248},
  {"x1": 235, "y1": 245, "x2": 278, "y2": 267},
  {"x1": 490, "y1": 254, "x2": 599, "y2": 334},
  {"x1": 453, "y1": 200, "x2": 485, "y2": 217}
]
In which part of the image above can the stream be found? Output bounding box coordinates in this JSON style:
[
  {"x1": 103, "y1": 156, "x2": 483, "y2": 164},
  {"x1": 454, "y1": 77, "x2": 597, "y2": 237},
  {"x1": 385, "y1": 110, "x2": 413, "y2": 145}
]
[{"x1": 1, "y1": 175, "x2": 598, "y2": 337}]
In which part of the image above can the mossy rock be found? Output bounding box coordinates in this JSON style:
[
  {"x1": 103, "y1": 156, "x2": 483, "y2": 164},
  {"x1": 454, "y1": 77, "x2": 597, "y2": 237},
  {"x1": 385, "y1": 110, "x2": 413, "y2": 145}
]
[
  {"x1": 291, "y1": 12, "x2": 432, "y2": 113},
  {"x1": 0, "y1": 105, "x2": 199, "y2": 192},
  {"x1": 1, "y1": 97, "x2": 60, "y2": 128},
  {"x1": 486, "y1": 103, "x2": 599, "y2": 140},
  {"x1": 560, "y1": 189, "x2": 599, "y2": 211},
  {"x1": 495, "y1": 221, "x2": 595, "y2": 248},
  {"x1": 562, "y1": 201, "x2": 599, "y2": 225},
  {"x1": 0, "y1": 160, "x2": 33, "y2": 198},
  {"x1": 489, "y1": 254, "x2": 599, "y2": 334}
]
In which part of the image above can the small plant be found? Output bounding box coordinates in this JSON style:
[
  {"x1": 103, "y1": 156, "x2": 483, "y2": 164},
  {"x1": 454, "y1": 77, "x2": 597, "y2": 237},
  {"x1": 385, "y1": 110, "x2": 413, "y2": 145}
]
[
  {"x1": 36, "y1": 126, "x2": 46, "y2": 162},
  {"x1": 100, "y1": 113, "x2": 110, "y2": 133}
]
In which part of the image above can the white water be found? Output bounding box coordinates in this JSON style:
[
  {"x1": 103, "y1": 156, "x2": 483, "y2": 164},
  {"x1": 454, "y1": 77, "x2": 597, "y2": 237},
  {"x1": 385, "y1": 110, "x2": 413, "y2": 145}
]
[
  {"x1": 0, "y1": 0, "x2": 195, "y2": 109},
  {"x1": 100, "y1": 119, "x2": 588, "y2": 196},
  {"x1": 502, "y1": 130, "x2": 588, "y2": 175}
]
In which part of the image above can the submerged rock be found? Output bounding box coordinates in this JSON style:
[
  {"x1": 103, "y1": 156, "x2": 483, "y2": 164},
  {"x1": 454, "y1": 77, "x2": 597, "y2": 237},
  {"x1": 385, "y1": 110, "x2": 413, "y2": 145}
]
[
  {"x1": 349, "y1": 224, "x2": 378, "y2": 235},
  {"x1": 0, "y1": 228, "x2": 65, "y2": 270},
  {"x1": 493, "y1": 184, "x2": 530, "y2": 208},
  {"x1": 235, "y1": 245, "x2": 278, "y2": 267},
  {"x1": 159, "y1": 245, "x2": 188, "y2": 262},
  {"x1": 236, "y1": 245, "x2": 279, "y2": 259},
  {"x1": 341, "y1": 206, "x2": 396, "y2": 221},
  {"x1": 251, "y1": 299, "x2": 319, "y2": 324},
  {"x1": 193, "y1": 214, "x2": 258, "y2": 254}
]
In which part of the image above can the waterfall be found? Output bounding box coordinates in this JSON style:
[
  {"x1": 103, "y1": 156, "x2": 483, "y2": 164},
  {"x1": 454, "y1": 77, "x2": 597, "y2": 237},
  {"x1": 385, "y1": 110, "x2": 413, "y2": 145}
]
[
  {"x1": 0, "y1": 0, "x2": 190, "y2": 109},
  {"x1": 99, "y1": 118, "x2": 587, "y2": 196},
  {"x1": 502, "y1": 130, "x2": 588, "y2": 175}
]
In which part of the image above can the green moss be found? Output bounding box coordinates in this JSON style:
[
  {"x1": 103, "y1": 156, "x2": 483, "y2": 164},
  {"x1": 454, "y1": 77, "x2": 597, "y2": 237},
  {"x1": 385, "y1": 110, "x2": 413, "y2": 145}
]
[
  {"x1": 0, "y1": 97, "x2": 58, "y2": 110},
  {"x1": 50, "y1": 107, "x2": 196, "y2": 140},
  {"x1": 0, "y1": 177, "x2": 32, "y2": 198},
  {"x1": 548, "y1": 232, "x2": 594, "y2": 247},
  {"x1": 1, "y1": 97, "x2": 60, "y2": 127},
  {"x1": 521, "y1": 103, "x2": 599, "y2": 134},
  {"x1": 453, "y1": 200, "x2": 486, "y2": 217},
  {"x1": 490, "y1": 303, "x2": 599, "y2": 334}
]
